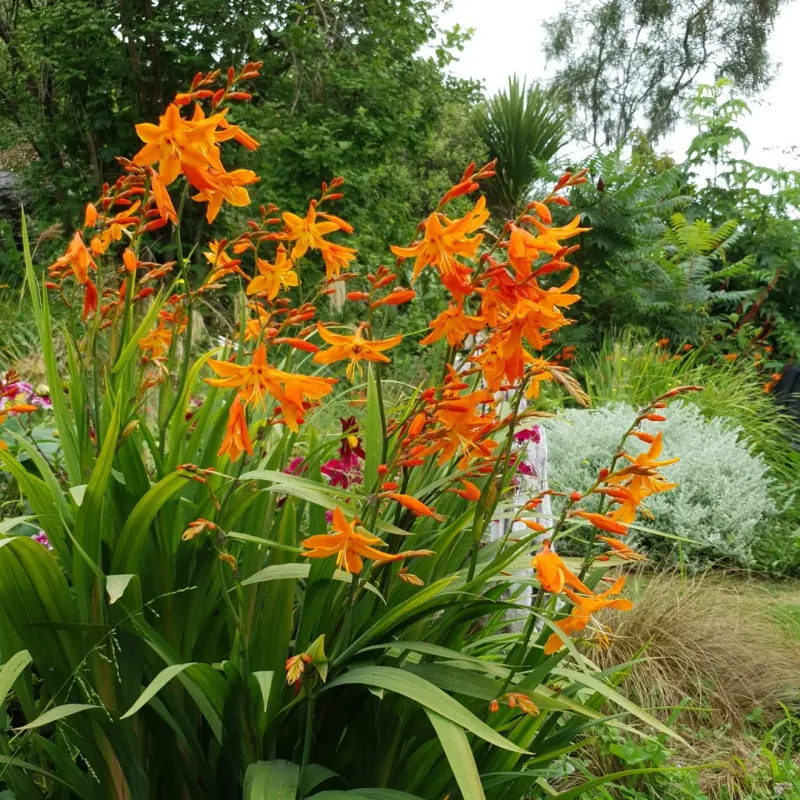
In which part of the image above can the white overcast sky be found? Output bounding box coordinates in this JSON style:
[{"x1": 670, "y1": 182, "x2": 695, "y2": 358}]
[{"x1": 436, "y1": 0, "x2": 800, "y2": 171}]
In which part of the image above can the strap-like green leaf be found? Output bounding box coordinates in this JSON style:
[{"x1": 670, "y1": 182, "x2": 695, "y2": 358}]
[
  {"x1": 364, "y1": 365, "x2": 382, "y2": 490},
  {"x1": 0, "y1": 650, "x2": 31, "y2": 702},
  {"x1": 333, "y1": 578, "x2": 456, "y2": 665},
  {"x1": 106, "y1": 574, "x2": 135, "y2": 605},
  {"x1": 325, "y1": 666, "x2": 527, "y2": 753},
  {"x1": 111, "y1": 471, "x2": 190, "y2": 573},
  {"x1": 15, "y1": 703, "x2": 99, "y2": 731},
  {"x1": 121, "y1": 662, "x2": 196, "y2": 719},
  {"x1": 243, "y1": 759, "x2": 299, "y2": 800},
  {"x1": 309, "y1": 790, "x2": 424, "y2": 799},
  {"x1": 426, "y1": 710, "x2": 486, "y2": 800},
  {"x1": 553, "y1": 667, "x2": 688, "y2": 744},
  {"x1": 242, "y1": 562, "x2": 384, "y2": 601},
  {"x1": 251, "y1": 671, "x2": 274, "y2": 713}
]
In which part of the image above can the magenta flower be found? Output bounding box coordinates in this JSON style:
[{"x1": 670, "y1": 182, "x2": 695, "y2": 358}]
[
  {"x1": 320, "y1": 457, "x2": 363, "y2": 489},
  {"x1": 31, "y1": 531, "x2": 53, "y2": 551},
  {"x1": 514, "y1": 425, "x2": 541, "y2": 444}
]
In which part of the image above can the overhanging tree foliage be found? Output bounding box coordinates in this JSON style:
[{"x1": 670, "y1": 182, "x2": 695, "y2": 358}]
[
  {"x1": 543, "y1": 0, "x2": 785, "y2": 145},
  {"x1": 0, "y1": 0, "x2": 482, "y2": 240}
]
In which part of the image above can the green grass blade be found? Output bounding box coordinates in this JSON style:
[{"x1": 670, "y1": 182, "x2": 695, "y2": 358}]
[
  {"x1": 425, "y1": 710, "x2": 486, "y2": 800},
  {"x1": 15, "y1": 703, "x2": 100, "y2": 731},
  {"x1": 121, "y1": 662, "x2": 196, "y2": 719},
  {"x1": 325, "y1": 666, "x2": 527, "y2": 753},
  {"x1": 0, "y1": 649, "x2": 31, "y2": 702},
  {"x1": 243, "y1": 759, "x2": 299, "y2": 800}
]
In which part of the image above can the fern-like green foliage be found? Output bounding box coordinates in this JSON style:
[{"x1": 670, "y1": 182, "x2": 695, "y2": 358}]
[
  {"x1": 640, "y1": 213, "x2": 755, "y2": 340},
  {"x1": 563, "y1": 150, "x2": 689, "y2": 336},
  {"x1": 563, "y1": 150, "x2": 753, "y2": 343},
  {"x1": 474, "y1": 75, "x2": 570, "y2": 218}
]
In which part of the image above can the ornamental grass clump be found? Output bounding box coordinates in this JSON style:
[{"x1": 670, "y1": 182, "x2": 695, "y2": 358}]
[{"x1": 0, "y1": 64, "x2": 698, "y2": 799}]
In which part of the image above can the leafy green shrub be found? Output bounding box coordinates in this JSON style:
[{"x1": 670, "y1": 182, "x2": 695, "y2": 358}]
[
  {"x1": 574, "y1": 332, "x2": 800, "y2": 484},
  {"x1": 545, "y1": 402, "x2": 776, "y2": 564}
]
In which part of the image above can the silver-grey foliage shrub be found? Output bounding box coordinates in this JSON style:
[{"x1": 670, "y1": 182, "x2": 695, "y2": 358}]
[{"x1": 543, "y1": 402, "x2": 775, "y2": 563}]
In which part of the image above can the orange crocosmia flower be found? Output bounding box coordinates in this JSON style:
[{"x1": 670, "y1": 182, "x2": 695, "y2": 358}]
[
  {"x1": 543, "y1": 576, "x2": 633, "y2": 654},
  {"x1": 531, "y1": 540, "x2": 593, "y2": 595},
  {"x1": 596, "y1": 484, "x2": 649, "y2": 525},
  {"x1": 247, "y1": 245, "x2": 298, "y2": 300},
  {"x1": 90, "y1": 202, "x2": 142, "y2": 256},
  {"x1": 451, "y1": 479, "x2": 481, "y2": 501},
  {"x1": 280, "y1": 202, "x2": 355, "y2": 270},
  {"x1": 138, "y1": 319, "x2": 173, "y2": 359},
  {"x1": 218, "y1": 396, "x2": 254, "y2": 463},
  {"x1": 571, "y1": 510, "x2": 629, "y2": 536},
  {"x1": 133, "y1": 102, "x2": 226, "y2": 184},
  {"x1": 313, "y1": 323, "x2": 402, "y2": 382},
  {"x1": 422, "y1": 389, "x2": 497, "y2": 468},
  {"x1": 189, "y1": 167, "x2": 259, "y2": 224},
  {"x1": 390, "y1": 197, "x2": 489, "y2": 282},
  {"x1": 150, "y1": 170, "x2": 178, "y2": 224},
  {"x1": 50, "y1": 231, "x2": 95, "y2": 285},
  {"x1": 507, "y1": 225, "x2": 542, "y2": 279},
  {"x1": 597, "y1": 536, "x2": 646, "y2": 562},
  {"x1": 420, "y1": 304, "x2": 484, "y2": 347},
  {"x1": 320, "y1": 241, "x2": 358, "y2": 280},
  {"x1": 215, "y1": 116, "x2": 260, "y2": 151},
  {"x1": 528, "y1": 215, "x2": 590, "y2": 252},
  {"x1": 609, "y1": 432, "x2": 678, "y2": 497},
  {"x1": 203, "y1": 240, "x2": 249, "y2": 285},
  {"x1": 244, "y1": 302, "x2": 271, "y2": 342},
  {"x1": 302, "y1": 506, "x2": 400, "y2": 574},
  {"x1": 388, "y1": 493, "x2": 444, "y2": 522},
  {"x1": 206, "y1": 344, "x2": 336, "y2": 431}
]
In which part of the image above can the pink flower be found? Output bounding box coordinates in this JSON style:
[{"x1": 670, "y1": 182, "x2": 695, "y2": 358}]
[
  {"x1": 31, "y1": 531, "x2": 53, "y2": 551},
  {"x1": 514, "y1": 425, "x2": 541, "y2": 444},
  {"x1": 285, "y1": 456, "x2": 307, "y2": 476},
  {"x1": 321, "y1": 457, "x2": 362, "y2": 489}
]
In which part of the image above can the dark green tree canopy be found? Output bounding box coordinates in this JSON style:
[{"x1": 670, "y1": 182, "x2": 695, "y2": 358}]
[
  {"x1": 0, "y1": 0, "x2": 481, "y2": 237},
  {"x1": 543, "y1": 0, "x2": 784, "y2": 146}
]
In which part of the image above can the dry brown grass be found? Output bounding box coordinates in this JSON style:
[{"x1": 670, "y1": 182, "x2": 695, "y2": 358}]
[
  {"x1": 597, "y1": 571, "x2": 800, "y2": 726},
  {"x1": 589, "y1": 571, "x2": 800, "y2": 796}
]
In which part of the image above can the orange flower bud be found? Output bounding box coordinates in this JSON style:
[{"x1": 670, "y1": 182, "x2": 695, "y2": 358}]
[
  {"x1": 372, "y1": 289, "x2": 416, "y2": 308},
  {"x1": 143, "y1": 218, "x2": 169, "y2": 232},
  {"x1": 377, "y1": 464, "x2": 389, "y2": 476},
  {"x1": 347, "y1": 291, "x2": 370, "y2": 301},
  {"x1": 84, "y1": 203, "x2": 98, "y2": 227},
  {"x1": 388, "y1": 493, "x2": 443, "y2": 521},
  {"x1": 122, "y1": 248, "x2": 137, "y2": 273},
  {"x1": 174, "y1": 93, "x2": 192, "y2": 106},
  {"x1": 273, "y1": 337, "x2": 319, "y2": 353},
  {"x1": 521, "y1": 519, "x2": 547, "y2": 533},
  {"x1": 227, "y1": 92, "x2": 252, "y2": 101},
  {"x1": 554, "y1": 172, "x2": 571, "y2": 191},
  {"x1": 552, "y1": 195, "x2": 571, "y2": 207},
  {"x1": 569, "y1": 491, "x2": 582, "y2": 502},
  {"x1": 531, "y1": 201, "x2": 552, "y2": 224},
  {"x1": 598, "y1": 468, "x2": 609, "y2": 481},
  {"x1": 571, "y1": 511, "x2": 628, "y2": 536},
  {"x1": 381, "y1": 481, "x2": 399, "y2": 491},
  {"x1": 644, "y1": 413, "x2": 666, "y2": 422},
  {"x1": 408, "y1": 413, "x2": 427, "y2": 437},
  {"x1": 373, "y1": 274, "x2": 397, "y2": 289}
]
